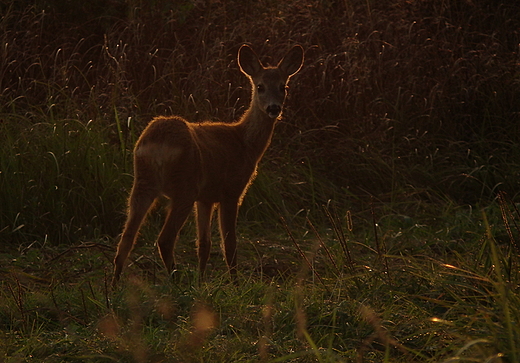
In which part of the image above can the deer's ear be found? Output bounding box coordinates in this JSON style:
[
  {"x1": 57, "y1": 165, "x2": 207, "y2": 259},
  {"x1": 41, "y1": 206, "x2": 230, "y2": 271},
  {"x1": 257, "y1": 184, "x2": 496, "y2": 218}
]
[
  {"x1": 238, "y1": 45, "x2": 263, "y2": 77},
  {"x1": 278, "y1": 45, "x2": 304, "y2": 77}
]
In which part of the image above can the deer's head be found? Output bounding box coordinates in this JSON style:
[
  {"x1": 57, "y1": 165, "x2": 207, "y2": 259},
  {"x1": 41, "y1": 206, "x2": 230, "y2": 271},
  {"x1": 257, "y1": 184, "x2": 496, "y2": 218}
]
[{"x1": 238, "y1": 45, "x2": 304, "y2": 119}]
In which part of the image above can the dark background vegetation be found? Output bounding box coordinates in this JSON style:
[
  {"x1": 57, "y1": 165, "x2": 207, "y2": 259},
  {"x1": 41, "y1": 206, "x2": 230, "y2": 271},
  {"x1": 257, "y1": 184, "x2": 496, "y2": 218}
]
[{"x1": 1, "y1": 0, "x2": 519, "y2": 243}]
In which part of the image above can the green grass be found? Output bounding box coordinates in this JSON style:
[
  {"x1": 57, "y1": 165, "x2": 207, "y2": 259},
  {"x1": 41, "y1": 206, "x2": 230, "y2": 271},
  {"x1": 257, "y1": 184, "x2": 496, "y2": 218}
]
[
  {"x1": 1, "y1": 0, "x2": 520, "y2": 361},
  {"x1": 1, "y1": 200, "x2": 519, "y2": 361},
  {"x1": 0, "y1": 114, "x2": 130, "y2": 244}
]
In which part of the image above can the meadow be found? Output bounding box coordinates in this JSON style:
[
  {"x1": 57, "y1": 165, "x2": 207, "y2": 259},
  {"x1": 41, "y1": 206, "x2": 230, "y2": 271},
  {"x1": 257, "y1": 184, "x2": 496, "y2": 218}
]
[{"x1": 1, "y1": 0, "x2": 519, "y2": 361}]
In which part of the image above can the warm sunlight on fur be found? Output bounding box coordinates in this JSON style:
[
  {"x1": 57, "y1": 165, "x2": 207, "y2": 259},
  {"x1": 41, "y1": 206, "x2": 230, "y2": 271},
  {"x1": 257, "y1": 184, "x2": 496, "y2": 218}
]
[{"x1": 112, "y1": 45, "x2": 304, "y2": 285}]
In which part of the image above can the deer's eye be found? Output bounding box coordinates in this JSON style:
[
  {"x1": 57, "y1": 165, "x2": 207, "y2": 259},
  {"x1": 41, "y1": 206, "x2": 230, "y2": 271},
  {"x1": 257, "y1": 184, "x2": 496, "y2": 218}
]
[{"x1": 257, "y1": 84, "x2": 265, "y2": 93}]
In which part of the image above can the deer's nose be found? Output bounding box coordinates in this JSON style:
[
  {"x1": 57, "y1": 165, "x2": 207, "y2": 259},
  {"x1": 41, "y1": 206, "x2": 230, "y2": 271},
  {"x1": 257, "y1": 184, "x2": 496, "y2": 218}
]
[{"x1": 266, "y1": 104, "x2": 282, "y2": 118}]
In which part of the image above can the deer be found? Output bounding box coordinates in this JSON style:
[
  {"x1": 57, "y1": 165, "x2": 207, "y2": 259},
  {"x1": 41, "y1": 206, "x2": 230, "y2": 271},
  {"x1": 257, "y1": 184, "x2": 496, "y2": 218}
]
[{"x1": 112, "y1": 44, "x2": 304, "y2": 285}]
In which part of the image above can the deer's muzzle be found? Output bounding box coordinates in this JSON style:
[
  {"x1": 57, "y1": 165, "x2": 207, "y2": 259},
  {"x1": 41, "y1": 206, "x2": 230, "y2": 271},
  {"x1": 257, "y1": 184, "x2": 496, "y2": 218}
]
[{"x1": 266, "y1": 105, "x2": 282, "y2": 118}]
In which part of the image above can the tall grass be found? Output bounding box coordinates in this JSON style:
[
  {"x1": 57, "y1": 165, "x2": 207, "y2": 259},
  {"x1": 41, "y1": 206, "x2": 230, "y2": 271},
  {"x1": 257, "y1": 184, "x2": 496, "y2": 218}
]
[
  {"x1": 2, "y1": 2, "x2": 518, "y2": 232},
  {"x1": 1, "y1": 198, "x2": 519, "y2": 361},
  {"x1": 0, "y1": 114, "x2": 130, "y2": 244}
]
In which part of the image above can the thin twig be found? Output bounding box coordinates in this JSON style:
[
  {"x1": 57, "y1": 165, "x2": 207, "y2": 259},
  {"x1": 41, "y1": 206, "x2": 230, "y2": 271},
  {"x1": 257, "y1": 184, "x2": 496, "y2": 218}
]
[
  {"x1": 323, "y1": 205, "x2": 354, "y2": 269},
  {"x1": 280, "y1": 216, "x2": 330, "y2": 294},
  {"x1": 104, "y1": 268, "x2": 111, "y2": 310},
  {"x1": 80, "y1": 286, "x2": 88, "y2": 322},
  {"x1": 7, "y1": 279, "x2": 26, "y2": 328},
  {"x1": 499, "y1": 191, "x2": 520, "y2": 253},
  {"x1": 370, "y1": 197, "x2": 391, "y2": 284},
  {"x1": 306, "y1": 217, "x2": 341, "y2": 275},
  {"x1": 47, "y1": 242, "x2": 113, "y2": 264}
]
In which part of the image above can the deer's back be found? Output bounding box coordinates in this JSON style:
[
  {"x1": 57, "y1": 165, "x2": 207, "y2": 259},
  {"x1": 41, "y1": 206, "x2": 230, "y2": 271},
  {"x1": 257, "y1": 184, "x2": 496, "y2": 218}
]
[{"x1": 134, "y1": 116, "x2": 258, "y2": 203}]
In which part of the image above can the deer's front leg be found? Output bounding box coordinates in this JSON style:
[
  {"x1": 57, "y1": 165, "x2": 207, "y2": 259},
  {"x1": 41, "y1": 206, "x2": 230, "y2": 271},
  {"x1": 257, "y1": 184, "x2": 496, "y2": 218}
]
[
  {"x1": 218, "y1": 200, "x2": 239, "y2": 279},
  {"x1": 196, "y1": 201, "x2": 214, "y2": 277}
]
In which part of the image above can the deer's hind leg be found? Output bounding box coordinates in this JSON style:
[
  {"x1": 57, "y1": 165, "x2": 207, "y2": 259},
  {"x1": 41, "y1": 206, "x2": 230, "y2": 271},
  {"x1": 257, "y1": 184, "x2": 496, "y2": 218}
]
[
  {"x1": 113, "y1": 179, "x2": 158, "y2": 285},
  {"x1": 157, "y1": 196, "x2": 194, "y2": 276}
]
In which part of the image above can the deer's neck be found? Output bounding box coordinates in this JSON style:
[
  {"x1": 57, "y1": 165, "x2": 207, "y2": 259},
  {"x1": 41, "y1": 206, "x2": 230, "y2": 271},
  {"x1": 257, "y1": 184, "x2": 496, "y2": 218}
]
[{"x1": 238, "y1": 104, "x2": 277, "y2": 161}]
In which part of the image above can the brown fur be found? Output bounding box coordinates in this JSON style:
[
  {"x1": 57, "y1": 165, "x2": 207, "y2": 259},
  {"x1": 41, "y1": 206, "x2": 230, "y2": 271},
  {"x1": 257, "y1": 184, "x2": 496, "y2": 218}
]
[{"x1": 112, "y1": 45, "x2": 304, "y2": 285}]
